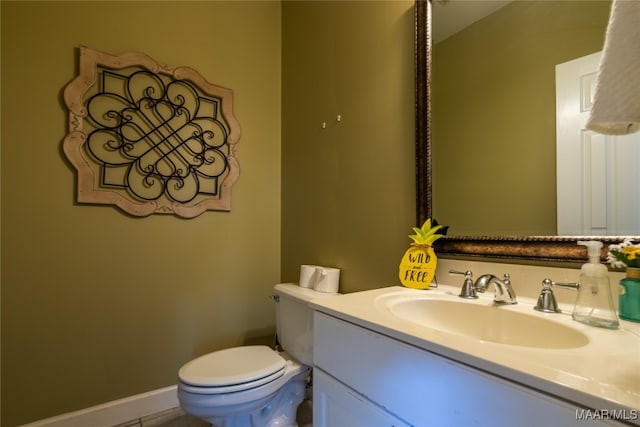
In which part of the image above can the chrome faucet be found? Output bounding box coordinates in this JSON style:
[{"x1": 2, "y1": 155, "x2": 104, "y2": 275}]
[
  {"x1": 450, "y1": 270, "x2": 517, "y2": 304},
  {"x1": 474, "y1": 273, "x2": 517, "y2": 304}
]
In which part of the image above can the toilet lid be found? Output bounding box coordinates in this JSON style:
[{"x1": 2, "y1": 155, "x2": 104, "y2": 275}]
[{"x1": 179, "y1": 345, "x2": 286, "y2": 389}]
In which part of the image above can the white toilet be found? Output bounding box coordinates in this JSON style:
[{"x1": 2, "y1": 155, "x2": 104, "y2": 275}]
[{"x1": 177, "y1": 283, "x2": 338, "y2": 427}]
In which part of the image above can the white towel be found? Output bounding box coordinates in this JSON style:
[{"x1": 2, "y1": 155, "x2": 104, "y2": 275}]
[{"x1": 586, "y1": 0, "x2": 640, "y2": 135}]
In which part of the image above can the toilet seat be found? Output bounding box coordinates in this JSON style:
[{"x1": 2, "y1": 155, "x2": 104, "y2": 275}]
[{"x1": 178, "y1": 346, "x2": 287, "y2": 394}]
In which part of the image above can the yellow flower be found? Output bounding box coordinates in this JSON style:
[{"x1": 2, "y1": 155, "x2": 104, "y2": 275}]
[
  {"x1": 609, "y1": 240, "x2": 640, "y2": 268},
  {"x1": 622, "y1": 246, "x2": 640, "y2": 260}
]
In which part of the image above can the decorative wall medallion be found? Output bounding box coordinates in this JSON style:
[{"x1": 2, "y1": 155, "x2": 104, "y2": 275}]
[{"x1": 63, "y1": 46, "x2": 240, "y2": 218}]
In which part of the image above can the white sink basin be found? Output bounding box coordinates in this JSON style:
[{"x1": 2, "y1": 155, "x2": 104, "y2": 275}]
[{"x1": 384, "y1": 296, "x2": 589, "y2": 349}]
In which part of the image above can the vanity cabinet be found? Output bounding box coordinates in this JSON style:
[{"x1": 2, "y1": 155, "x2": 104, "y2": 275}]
[{"x1": 313, "y1": 312, "x2": 623, "y2": 427}]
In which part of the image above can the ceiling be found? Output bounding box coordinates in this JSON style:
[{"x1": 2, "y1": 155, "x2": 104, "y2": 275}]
[{"x1": 432, "y1": 0, "x2": 512, "y2": 43}]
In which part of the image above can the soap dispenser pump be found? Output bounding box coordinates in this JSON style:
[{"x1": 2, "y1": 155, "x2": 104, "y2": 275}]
[{"x1": 572, "y1": 241, "x2": 619, "y2": 329}]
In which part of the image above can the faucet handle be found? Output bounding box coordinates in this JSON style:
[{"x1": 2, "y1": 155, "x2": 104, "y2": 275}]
[
  {"x1": 534, "y1": 278, "x2": 579, "y2": 313},
  {"x1": 544, "y1": 278, "x2": 580, "y2": 290},
  {"x1": 449, "y1": 270, "x2": 478, "y2": 299},
  {"x1": 449, "y1": 269, "x2": 471, "y2": 277}
]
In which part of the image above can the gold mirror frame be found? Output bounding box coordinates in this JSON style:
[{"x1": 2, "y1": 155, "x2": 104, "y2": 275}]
[{"x1": 414, "y1": 0, "x2": 633, "y2": 265}]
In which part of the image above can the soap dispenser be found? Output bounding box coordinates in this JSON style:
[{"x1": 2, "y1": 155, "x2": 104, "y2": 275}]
[{"x1": 572, "y1": 241, "x2": 619, "y2": 329}]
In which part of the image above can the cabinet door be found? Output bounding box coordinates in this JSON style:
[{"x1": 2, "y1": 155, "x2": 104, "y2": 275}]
[{"x1": 313, "y1": 368, "x2": 410, "y2": 427}]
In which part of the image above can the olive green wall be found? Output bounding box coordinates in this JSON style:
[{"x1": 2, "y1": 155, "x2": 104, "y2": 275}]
[
  {"x1": 2, "y1": 1, "x2": 417, "y2": 425},
  {"x1": 281, "y1": 1, "x2": 416, "y2": 293},
  {"x1": 432, "y1": 1, "x2": 610, "y2": 236},
  {"x1": 1, "y1": 1, "x2": 281, "y2": 425}
]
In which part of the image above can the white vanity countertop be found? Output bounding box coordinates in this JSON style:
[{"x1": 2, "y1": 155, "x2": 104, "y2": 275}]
[{"x1": 310, "y1": 285, "x2": 640, "y2": 415}]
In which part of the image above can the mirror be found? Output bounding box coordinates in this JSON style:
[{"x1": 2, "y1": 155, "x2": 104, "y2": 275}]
[{"x1": 415, "y1": 0, "x2": 637, "y2": 264}]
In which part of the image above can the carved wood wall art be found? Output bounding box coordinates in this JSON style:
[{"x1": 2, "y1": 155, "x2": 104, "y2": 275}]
[{"x1": 63, "y1": 47, "x2": 240, "y2": 218}]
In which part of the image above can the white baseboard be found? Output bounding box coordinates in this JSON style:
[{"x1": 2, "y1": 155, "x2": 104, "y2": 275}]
[{"x1": 19, "y1": 385, "x2": 179, "y2": 427}]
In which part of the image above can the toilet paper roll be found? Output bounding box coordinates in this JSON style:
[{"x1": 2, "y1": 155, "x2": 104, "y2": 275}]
[
  {"x1": 299, "y1": 264, "x2": 321, "y2": 288},
  {"x1": 313, "y1": 267, "x2": 340, "y2": 293}
]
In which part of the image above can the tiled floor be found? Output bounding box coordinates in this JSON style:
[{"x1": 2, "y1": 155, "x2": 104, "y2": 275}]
[
  {"x1": 115, "y1": 399, "x2": 313, "y2": 427},
  {"x1": 298, "y1": 399, "x2": 313, "y2": 427}
]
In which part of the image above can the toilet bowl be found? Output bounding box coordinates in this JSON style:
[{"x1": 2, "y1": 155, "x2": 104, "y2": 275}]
[
  {"x1": 178, "y1": 346, "x2": 308, "y2": 427},
  {"x1": 177, "y1": 283, "x2": 339, "y2": 427}
]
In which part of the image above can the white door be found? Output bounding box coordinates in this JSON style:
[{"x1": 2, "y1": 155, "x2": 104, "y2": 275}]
[{"x1": 556, "y1": 52, "x2": 640, "y2": 235}]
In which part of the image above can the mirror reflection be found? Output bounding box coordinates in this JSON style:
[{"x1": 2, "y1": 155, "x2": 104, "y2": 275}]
[{"x1": 431, "y1": 0, "x2": 639, "y2": 237}]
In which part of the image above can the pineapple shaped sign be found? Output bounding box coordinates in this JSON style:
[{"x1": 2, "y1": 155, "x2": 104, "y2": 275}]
[{"x1": 399, "y1": 219, "x2": 447, "y2": 289}]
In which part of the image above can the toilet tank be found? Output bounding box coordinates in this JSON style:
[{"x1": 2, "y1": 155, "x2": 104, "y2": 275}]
[{"x1": 273, "y1": 283, "x2": 339, "y2": 366}]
